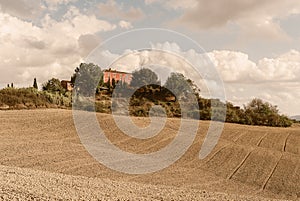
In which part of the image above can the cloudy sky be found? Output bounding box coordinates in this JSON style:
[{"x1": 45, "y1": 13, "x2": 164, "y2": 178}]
[{"x1": 0, "y1": 0, "x2": 300, "y2": 115}]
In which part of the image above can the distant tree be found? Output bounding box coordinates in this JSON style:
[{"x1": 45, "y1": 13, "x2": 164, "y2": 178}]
[
  {"x1": 99, "y1": 74, "x2": 104, "y2": 87},
  {"x1": 226, "y1": 102, "x2": 240, "y2": 123},
  {"x1": 33, "y1": 78, "x2": 38, "y2": 90},
  {"x1": 243, "y1": 98, "x2": 292, "y2": 127},
  {"x1": 71, "y1": 63, "x2": 102, "y2": 97},
  {"x1": 111, "y1": 78, "x2": 116, "y2": 89},
  {"x1": 42, "y1": 78, "x2": 65, "y2": 94},
  {"x1": 11, "y1": 83, "x2": 14, "y2": 88},
  {"x1": 130, "y1": 68, "x2": 160, "y2": 88},
  {"x1": 106, "y1": 76, "x2": 111, "y2": 89},
  {"x1": 164, "y1": 72, "x2": 193, "y2": 97},
  {"x1": 186, "y1": 79, "x2": 201, "y2": 98},
  {"x1": 7, "y1": 84, "x2": 9, "y2": 88}
]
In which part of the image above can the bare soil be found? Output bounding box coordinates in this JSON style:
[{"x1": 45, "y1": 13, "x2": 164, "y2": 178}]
[{"x1": 0, "y1": 109, "x2": 299, "y2": 200}]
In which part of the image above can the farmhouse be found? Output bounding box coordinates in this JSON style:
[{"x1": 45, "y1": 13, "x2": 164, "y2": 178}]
[
  {"x1": 61, "y1": 68, "x2": 132, "y2": 91},
  {"x1": 103, "y1": 68, "x2": 132, "y2": 85}
]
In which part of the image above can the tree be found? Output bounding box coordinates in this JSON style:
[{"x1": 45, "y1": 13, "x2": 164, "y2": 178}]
[
  {"x1": 243, "y1": 98, "x2": 292, "y2": 127},
  {"x1": 164, "y1": 72, "x2": 193, "y2": 98},
  {"x1": 106, "y1": 76, "x2": 111, "y2": 89},
  {"x1": 98, "y1": 74, "x2": 104, "y2": 87},
  {"x1": 112, "y1": 78, "x2": 116, "y2": 89},
  {"x1": 226, "y1": 102, "x2": 240, "y2": 123},
  {"x1": 42, "y1": 78, "x2": 65, "y2": 94},
  {"x1": 11, "y1": 83, "x2": 14, "y2": 88},
  {"x1": 71, "y1": 63, "x2": 102, "y2": 97},
  {"x1": 130, "y1": 68, "x2": 160, "y2": 88},
  {"x1": 33, "y1": 78, "x2": 38, "y2": 90}
]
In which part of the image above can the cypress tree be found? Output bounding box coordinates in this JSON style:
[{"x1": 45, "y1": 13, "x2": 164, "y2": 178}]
[{"x1": 33, "y1": 78, "x2": 38, "y2": 89}]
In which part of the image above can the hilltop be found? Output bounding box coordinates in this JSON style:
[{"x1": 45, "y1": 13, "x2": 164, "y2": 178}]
[{"x1": 291, "y1": 115, "x2": 300, "y2": 121}]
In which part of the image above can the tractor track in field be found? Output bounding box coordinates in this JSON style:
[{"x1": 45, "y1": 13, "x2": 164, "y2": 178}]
[
  {"x1": 261, "y1": 154, "x2": 283, "y2": 191},
  {"x1": 227, "y1": 149, "x2": 254, "y2": 180}
]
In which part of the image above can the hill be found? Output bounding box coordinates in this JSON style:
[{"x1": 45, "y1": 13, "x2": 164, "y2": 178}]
[
  {"x1": 291, "y1": 115, "x2": 300, "y2": 121},
  {"x1": 0, "y1": 109, "x2": 299, "y2": 200}
]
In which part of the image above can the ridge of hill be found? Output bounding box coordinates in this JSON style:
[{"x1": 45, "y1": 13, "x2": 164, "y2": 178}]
[{"x1": 291, "y1": 115, "x2": 300, "y2": 121}]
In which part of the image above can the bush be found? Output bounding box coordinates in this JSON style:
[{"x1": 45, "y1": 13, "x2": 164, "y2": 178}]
[{"x1": 0, "y1": 87, "x2": 72, "y2": 110}]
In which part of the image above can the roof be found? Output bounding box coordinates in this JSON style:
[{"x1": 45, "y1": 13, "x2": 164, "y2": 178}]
[{"x1": 103, "y1": 68, "x2": 131, "y2": 74}]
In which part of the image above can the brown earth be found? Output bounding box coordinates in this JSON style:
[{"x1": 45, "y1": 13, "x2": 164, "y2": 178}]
[{"x1": 0, "y1": 109, "x2": 299, "y2": 200}]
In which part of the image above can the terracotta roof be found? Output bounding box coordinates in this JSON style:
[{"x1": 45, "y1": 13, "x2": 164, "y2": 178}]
[{"x1": 103, "y1": 69, "x2": 131, "y2": 74}]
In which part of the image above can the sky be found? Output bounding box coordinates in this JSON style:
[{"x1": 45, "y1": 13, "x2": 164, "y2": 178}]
[{"x1": 0, "y1": 0, "x2": 300, "y2": 115}]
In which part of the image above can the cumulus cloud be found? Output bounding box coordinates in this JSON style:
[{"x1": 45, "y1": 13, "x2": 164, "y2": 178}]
[
  {"x1": 0, "y1": 7, "x2": 116, "y2": 87},
  {"x1": 208, "y1": 49, "x2": 300, "y2": 115},
  {"x1": 98, "y1": 0, "x2": 144, "y2": 21},
  {"x1": 208, "y1": 51, "x2": 259, "y2": 82},
  {"x1": 161, "y1": 0, "x2": 300, "y2": 41},
  {"x1": 118, "y1": 20, "x2": 133, "y2": 29},
  {"x1": 209, "y1": 49, "x2": 300, "y2": 83}
]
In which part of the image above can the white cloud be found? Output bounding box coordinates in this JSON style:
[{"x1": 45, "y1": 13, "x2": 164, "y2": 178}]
[
  {"x1": 207, "y1": 51, "x2": 259, "y2": 82},
  {"x1": 208, "y1": 49, "x2": 300, "y2": 115},
  {"x1": 0, "y1": 7, "x2": 116, "y2": 87},
  {"x1": 209, "y1": 49, "x2": 300, "y2": 84},
  {"x1": 118, "y1": 20, "x2": 133, "y2": 29},
  {"x1": 48, "y1": 6, "x2": 116, "y2": 38}
]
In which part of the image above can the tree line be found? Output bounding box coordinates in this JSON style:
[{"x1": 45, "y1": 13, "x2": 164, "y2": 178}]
[
  {"x1": 68, "y1": 63, "x2": 292, "y2": 127},
  {"x1": 1, "y1": 62, "x2": 293, "y2": 127}
]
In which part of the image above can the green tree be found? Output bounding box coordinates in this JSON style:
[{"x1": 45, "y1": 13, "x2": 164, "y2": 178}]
[
  {"x1": 226, "y1": 102, "x2": 240, "y2": 123},
  {"x1": 104, "y1": 76, "x2": 110, "y2": 87},
  {"x1": 33, "y1": 78, "x2": 38, "y2": 90},
  {"x1": 130, "y1": 68, "x2": 160, "y2": 88},
  {"x1": 112, "y1": 78, "x2": 116, "y2": 89},
  {"x1": 42, "y1": 78, "x2": 65, "y2": 94},
  {"x1": 98, "y1": 74, "x2": 104, "y2": 87},
  {"x1": 243, "y1": 98, "x2": 292, "y2": 127},
  {"x1": 164, "y1": 72, "x2": 193, "y2": 98},
  {"x1": 71, "y1": 63, "x2": 102, "y2": 97}
]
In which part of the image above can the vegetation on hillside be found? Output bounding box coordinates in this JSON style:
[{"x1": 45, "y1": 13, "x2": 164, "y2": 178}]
[
  {"x1": 123, "y1": 69, "x2": 292, "y2": 127},
  {"x1": 0, "y1": 87, "x2": 71, "y2": 110},
  {"x1": 0, "y1": 63, "x2": 293, "y2": 127}
]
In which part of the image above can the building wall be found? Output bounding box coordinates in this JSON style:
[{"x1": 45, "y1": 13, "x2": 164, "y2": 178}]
[{"x1": 103, "y1": 70, "x2": 132, "y2": 85}]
